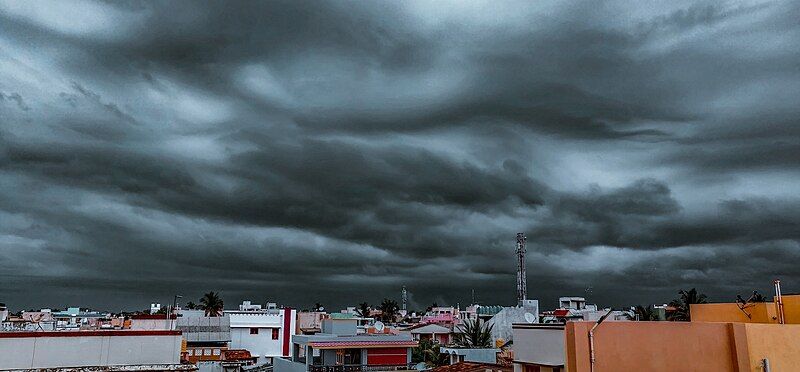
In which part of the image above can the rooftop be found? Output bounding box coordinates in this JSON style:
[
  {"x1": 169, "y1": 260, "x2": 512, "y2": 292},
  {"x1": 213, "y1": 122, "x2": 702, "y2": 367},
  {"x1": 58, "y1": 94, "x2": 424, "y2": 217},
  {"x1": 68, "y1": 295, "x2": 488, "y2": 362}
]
[{"x1": 430, "y1": 362, "x2": 511, "y2": 372}]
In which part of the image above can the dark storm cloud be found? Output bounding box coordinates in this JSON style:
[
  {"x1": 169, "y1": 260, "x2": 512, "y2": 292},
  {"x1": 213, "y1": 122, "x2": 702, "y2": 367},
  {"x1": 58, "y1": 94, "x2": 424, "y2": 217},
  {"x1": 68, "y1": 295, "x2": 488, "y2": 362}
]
[{"x1": 1, "y1": 0, "x2": 799, "y2": 311}]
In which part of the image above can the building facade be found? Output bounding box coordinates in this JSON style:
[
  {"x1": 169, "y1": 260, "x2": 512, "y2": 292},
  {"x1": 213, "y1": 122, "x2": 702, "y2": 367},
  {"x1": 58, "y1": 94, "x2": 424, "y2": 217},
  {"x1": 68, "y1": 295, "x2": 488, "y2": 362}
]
[
  {"x1": 227, "y1": 301, "x2": 297, "y2": 365},
  {"x1": 176, "y1": 310, "x2": 232, "y2": 364},
  {"x1": 275, "y1": 318, "x2": 416, "y2": 372}
]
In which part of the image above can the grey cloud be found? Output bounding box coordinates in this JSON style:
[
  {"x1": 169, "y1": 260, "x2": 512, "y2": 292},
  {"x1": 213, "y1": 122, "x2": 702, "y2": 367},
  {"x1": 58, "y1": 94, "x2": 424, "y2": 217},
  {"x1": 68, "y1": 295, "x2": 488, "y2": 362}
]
[
  {"x1": 1, "y1": 0, "x2": 799, "y2": 311},
  {"x1": 0, "y1": 92, "x2": 30, "y2": 111}
]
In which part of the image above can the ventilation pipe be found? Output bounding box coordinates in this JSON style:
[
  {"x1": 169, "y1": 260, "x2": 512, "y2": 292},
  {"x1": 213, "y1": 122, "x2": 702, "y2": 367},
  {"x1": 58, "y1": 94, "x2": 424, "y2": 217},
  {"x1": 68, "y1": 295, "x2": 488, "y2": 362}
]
[
  {"x1": 589, "y1": 310, "x2": 614, "y2": 372},
  {"x1": 773, "y1": 279, "x2": 785, "y2": 324}
]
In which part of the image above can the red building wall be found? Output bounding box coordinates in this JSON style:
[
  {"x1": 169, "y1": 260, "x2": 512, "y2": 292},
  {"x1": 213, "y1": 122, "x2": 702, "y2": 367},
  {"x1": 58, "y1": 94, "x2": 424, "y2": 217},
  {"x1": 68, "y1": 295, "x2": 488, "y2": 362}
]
[{"x1": 366, "y1": 348, "x2": 407, "y2": 365}]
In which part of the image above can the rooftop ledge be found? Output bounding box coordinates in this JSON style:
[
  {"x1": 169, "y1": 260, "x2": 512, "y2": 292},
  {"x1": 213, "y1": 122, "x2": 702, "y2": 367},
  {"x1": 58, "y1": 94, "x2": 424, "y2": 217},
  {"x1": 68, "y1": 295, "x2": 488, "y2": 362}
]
[
  {"x1": 0, "y1": 330, "x2": 182, "y2": 338},
  {"x1": 3, "y1": 364, "x2": 197, "y2": 371}
]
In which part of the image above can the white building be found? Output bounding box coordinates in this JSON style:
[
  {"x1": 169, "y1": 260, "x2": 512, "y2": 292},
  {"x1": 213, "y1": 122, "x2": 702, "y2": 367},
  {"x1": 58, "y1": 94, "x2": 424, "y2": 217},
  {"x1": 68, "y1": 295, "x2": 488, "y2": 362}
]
[
  {"x1": 541, "y1": 297, "x2": 630, "y2": 323},
  {"x1": 226, "y1": 301, "x2": 297, "y2": 365},
  {"x1": 485, "y1": 299, "x2": 539, "y2": 345}
]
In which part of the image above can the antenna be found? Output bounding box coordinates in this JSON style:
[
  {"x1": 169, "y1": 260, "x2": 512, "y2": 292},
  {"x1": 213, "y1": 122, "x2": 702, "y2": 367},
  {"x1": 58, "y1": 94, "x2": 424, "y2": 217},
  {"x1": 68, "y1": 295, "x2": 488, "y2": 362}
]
[
  {"x1": 402, "y1": 286, "x2": 407, "y2": 311},
  {"x1": 516, "y1": 233, "x2": 527, "y2": 307}
]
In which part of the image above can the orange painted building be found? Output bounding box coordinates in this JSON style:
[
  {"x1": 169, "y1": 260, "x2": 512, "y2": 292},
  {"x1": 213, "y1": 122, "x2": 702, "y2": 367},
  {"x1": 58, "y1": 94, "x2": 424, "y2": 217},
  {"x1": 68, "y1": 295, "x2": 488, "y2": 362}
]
[
  {"x1": 691, "y1": 294, "x2": 800, "y2": 324},
  {"x1": 565, "y1": 321, "x2": 800, "y2": 372},
  {"x1": 563, "y1": 294, "x2": 800, "y2": 371}
]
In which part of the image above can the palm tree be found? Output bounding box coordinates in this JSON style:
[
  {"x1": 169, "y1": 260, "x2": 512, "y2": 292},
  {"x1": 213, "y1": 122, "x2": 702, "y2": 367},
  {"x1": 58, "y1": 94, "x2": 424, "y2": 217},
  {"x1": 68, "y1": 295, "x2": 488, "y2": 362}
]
[
  {"x1": 200, "y1": 291, "x2": 224, "y2": 317},
  {"x1": 453, "y1": 319, "x2": 494, "y2": 348},
  {"x1": 379, "y1": 298, "x2": 399, "y2": 323},
  {"x1": 412, "y1": 338, "x2": 448, "y2": 367},
  {"x1": 630, "y1": 305, "x2": 658, "y2": 321},
  {"x1": 668, "y1": 288, "x2": 707, "y2": 321},
  {"x1": 356, "y1": 302, "x2": 371, "y2": 318},
  {"x1": 185, "y1": 301, "x2": 197, "y2": 310}
]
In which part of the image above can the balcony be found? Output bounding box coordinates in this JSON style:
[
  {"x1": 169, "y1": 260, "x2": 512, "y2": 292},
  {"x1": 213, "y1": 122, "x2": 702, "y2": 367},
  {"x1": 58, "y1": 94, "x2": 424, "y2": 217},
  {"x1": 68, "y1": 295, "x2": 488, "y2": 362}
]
[{"x1": 308, "y1": 364, "x2": 414, "y2": 372}]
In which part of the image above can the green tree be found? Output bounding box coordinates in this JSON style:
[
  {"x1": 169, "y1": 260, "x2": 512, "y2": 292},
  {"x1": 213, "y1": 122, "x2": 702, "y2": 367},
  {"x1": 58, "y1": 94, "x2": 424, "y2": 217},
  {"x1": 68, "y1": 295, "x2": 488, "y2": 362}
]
[
  {"x1": 630, "y1": 305, "x2": 658, "y2": 321},
  {"x1": 185, "y1": 301, "x2": 197, "y2": 310},
  {"x1": 453, "y1": 319, "x2": 494, "y2": 348},
  {"x1": 668, "y1": 288, "x2": 707, "y2": 321},
  {"x1": 356, "y1": 302, "x2": 371, "y2": 318},
  {"x1": 379, "y1": 298, "x2": 399, "y2": 323},
  {"x1": 200, "y1": 291, "x2": 224, "y2": 317},
  {"x1": 412, "y1": 338, "x2": 448, "y2": 367},
  {"x1": 314, "y1": 302, "x2": 324, "y2": 312}
]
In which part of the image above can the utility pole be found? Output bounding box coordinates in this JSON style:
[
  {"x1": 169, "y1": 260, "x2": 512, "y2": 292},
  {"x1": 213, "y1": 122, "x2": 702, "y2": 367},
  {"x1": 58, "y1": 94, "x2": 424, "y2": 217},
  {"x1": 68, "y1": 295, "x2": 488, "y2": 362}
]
[
  {"x1": 401, "y1": 286, "x2": 407, "y2": 312},
  {"x1": 516, "y1": 233, "x2": 527, "y2": 307}
]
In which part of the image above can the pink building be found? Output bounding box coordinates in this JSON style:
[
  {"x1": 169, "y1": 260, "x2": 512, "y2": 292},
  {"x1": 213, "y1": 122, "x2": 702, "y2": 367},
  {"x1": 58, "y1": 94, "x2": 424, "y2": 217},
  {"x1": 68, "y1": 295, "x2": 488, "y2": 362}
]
[{"x1": 422, "y1": 307, "x2": 459, "y2": 325}]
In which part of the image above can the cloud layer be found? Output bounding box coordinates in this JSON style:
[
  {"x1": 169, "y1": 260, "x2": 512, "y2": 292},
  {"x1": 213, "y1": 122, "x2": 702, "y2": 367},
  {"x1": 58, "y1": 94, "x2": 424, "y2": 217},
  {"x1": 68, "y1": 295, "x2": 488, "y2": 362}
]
[{"x1": 1, "y1": 0, "x2": 799, "y2": 311}]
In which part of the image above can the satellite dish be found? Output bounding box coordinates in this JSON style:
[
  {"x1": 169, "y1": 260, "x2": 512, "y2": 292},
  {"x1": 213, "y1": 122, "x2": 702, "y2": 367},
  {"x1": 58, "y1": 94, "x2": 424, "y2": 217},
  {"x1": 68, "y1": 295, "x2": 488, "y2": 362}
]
[
  {"x1": 374, "y1": 321, "x2": 385, "y2": 332},
  {"x1": 524, "y1": 312, "x2": 536, "y2": 323}
]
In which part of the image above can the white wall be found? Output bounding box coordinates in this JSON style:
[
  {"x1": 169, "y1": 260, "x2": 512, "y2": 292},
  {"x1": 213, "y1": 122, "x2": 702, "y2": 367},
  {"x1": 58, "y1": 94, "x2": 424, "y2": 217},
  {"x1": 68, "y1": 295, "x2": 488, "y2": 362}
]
[
  {"x1": 130, "y1": 318, "x2": 174, "y2": 330},
  {"x1": 228, "y1": 309, "x2": 296, "y2": 364},
  {"x1": 512, "y1": 325, "x2": 564, "y2": 367},
  {"x1": 488, "y1": 302, "x2": 539, "y2": 344},
  {"x1": 0, "y1": 333, "x2": 181, "y2": 369},
  {"x1": 230, "y1": 327, "x2": 282, "y2": 362}
]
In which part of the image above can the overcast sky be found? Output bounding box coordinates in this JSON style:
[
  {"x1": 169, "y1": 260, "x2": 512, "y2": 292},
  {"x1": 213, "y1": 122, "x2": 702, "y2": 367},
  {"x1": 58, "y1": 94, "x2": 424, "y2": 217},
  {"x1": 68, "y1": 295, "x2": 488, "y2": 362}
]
[{"x1": 1, "y1": 0, "x2": 799, "y2": 312}]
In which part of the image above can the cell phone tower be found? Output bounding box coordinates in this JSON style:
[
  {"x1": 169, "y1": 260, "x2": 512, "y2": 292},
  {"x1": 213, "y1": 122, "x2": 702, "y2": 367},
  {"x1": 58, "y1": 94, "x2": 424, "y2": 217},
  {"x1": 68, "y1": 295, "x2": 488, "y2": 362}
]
[{"x1": 516, "y1": 233, "x2": 527, "y2": 306}]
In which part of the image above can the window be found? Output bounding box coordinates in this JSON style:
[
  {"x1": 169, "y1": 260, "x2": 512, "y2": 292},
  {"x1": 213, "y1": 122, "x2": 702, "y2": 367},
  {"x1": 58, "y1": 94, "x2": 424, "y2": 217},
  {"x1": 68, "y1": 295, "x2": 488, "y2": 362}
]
[
  {"x1": 250, "y1": 327, "x2": 259, "y2": 335},
  {"x1": 272, "y1": 328, "x2": 279, "y2": 340},
  {"x1": 213, "y1": 349, "x2": 220, "y2": 355}
]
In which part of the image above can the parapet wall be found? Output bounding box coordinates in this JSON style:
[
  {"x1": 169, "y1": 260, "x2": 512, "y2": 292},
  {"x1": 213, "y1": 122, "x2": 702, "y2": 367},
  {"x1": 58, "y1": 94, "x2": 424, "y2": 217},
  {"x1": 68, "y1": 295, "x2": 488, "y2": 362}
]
[
  {"x1": 564, "y1": 321, "x2": 800, "y2": 372},
  {"x1": 0, "y1": 331, "x2": 182, "y2": 370}
]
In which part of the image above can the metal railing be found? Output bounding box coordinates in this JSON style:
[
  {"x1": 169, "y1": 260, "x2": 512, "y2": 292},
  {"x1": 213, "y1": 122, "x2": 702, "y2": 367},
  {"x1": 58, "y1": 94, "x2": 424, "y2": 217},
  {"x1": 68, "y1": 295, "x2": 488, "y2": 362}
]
[{"x1": 308, "y1": 364, "x2": 414, "y2": 372}]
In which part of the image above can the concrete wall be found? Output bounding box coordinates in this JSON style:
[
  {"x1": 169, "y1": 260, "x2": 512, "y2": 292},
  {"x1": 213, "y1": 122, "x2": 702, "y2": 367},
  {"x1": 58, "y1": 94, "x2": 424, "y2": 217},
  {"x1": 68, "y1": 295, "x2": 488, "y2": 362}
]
[
  {"x1": 177, "y1": 315, "x2": 231, "y2": 342},
  {"x1": 130, "y1": 317, "x2": 175, "y2": 330},
  {"x1": 0, "y1": 331, "x2": 182, "y2": 370},
  {"x1": 512, "y1": 325, "x2": 564, "y2": 367},
  {"x1": 196, "y1": 361, "x2": 225, "y2": 372},
  {"x1": 321, "y1": 319, "x2": 358, "y2": 335},
  {"x1": 274, "y1": 357, "x2": 308, "y2": 372},
  {"x1": 691, "y1": 295, "x2": 800, "y2": 324},
  {"x1": 565, "y1": 321, "x2": 800, "y2": 372},
  {"x1": 691, "y1": 302, "x2": 778, "y2": 323},
  {"x1": 487, "y1": 302, "x2": 539, "y2": 345},
  {"x1": 739, "y1": 323, "x2": 800, "y2": 371},
  {"x1": 440, "y1": 348, "x2": 498, "y2": 364},
  {"x1": 780, "y1": 295, "x2": 800, "y2": 323}
]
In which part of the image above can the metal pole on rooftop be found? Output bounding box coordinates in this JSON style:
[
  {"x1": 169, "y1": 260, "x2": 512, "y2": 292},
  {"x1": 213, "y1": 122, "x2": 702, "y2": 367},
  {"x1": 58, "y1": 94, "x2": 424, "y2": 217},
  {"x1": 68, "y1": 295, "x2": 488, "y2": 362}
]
[
  {"x1": 171, "y1": 295, "x2": 182, "y2": 330},
  {"x1": 589, "y1": 310, "x2": 613, "y2": 372}
]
